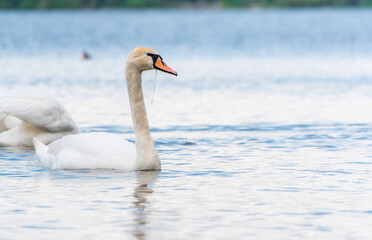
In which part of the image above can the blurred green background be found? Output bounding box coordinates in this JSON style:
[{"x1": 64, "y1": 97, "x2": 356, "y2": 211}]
[{"x1": 2, "y1": 0, "x2": 372, "y2": 9}]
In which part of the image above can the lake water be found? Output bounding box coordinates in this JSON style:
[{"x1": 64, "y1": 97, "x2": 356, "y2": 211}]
[{"x1": 1, "y1": 9, "x2": 372, "y2": 240}]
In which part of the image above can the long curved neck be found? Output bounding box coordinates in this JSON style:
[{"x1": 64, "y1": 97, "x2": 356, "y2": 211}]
[{"x1": 126, "y1": 64, "x2": 160, "y2": 170}]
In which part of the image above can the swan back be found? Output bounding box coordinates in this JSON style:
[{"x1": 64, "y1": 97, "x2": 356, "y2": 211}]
[{"x1": 35, "y1": 132, "x2": 136, "y2": 170}]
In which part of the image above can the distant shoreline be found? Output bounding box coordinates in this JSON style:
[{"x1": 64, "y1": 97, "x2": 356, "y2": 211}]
[
  {"x1": 1, "y1": 6, "x2": 372, "y2": 10},
  {"x1": 1, "y1": 0, "x2": 372, "y2": 10}
]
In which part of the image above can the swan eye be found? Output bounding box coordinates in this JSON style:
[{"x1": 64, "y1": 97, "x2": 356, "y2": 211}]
[
  {"x1": 147, "y1": 52, "x2": 177, "y2": 76},
  {"x1": 146, "y1": 53, "x2": 161, "y2": 64}
]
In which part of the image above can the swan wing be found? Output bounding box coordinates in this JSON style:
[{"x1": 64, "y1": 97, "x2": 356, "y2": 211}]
[
  {"x1": 0, "y1": 110, "x2": 23, "y2": 131},
  {"x1": 0, "y1": 93, "x2": 78, "y2": 133},
  {"x1": 35, "y1": 132, "x2": 136, "y2": 170}
]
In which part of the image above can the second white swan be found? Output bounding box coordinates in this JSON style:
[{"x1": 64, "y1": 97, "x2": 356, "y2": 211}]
[
  {"x1": 0, "y1": 91, "x2": 80, "y2": 148},
  {"x1": 34, "y1": 47, "x2": 177, "y2": 170}
]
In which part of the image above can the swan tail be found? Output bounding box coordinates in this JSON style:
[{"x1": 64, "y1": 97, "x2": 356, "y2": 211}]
[
  {"x1": 33, "y1": 137, "x2": 52, "y2": 168},
  {"x1": 33, "y1": 137, "x2": 47, "y2": 155}
]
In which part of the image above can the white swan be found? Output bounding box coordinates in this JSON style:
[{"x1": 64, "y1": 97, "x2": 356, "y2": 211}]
[
  {"x1": 0, "y1": 91, "x2": 80, "y2": 148},
  {"x1": 34, "y1": 47, "x2": 177, "y2": 170}
]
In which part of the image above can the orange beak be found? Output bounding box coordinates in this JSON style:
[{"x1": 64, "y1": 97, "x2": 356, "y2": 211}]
[{"x1": 154, "y1": 57, "x2": 178, "y2": 76}]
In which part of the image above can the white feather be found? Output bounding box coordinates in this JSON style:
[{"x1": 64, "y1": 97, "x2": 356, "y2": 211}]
[
  {"x1": 34, "y1": 133, "x2": 136, "y2": 170},
  {"x1": 0, "y1": 90, "x2": 79, "y2": 148}
]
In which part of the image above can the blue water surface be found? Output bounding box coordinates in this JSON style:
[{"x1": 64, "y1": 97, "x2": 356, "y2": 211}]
[{"x1": 1, "y1": 9, "x2": 372, "y2": 240}]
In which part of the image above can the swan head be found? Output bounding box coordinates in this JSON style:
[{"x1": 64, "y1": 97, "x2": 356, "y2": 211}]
[{"x1": 126, "y1": 47, "x2": 177, "y2": 76}]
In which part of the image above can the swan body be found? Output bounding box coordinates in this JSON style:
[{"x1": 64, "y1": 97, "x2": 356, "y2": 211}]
[
  {"x1": 34, "y1": 47, "x2": 177, "y2": 170},
  {"x1": 0, "y1": 92, "x2": 80, "y2": 148},
  {"x1": 34, "y1": 133, "x2": 135, "y2": 169}
]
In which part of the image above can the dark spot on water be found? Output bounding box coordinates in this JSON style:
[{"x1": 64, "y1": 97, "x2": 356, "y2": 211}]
[
  {"x1": 339, "y1": 209, "x2": 357, "y2": 213},
  {"x1": 344, "y1": 162, "x2": 372, "y2": 165},
  {"x1": 22, "y1": 225, "x2": 72, "y2": 230},
  {"x1": 348, "y1": 123, "x2": 368, "y2": 127},
  {"x1": 9, "y1": 209, "x2": 26, "y2": 213},
  {"x1": 317, "y1": 226, "x2": 332, "y2": 232},
  {"x1": 32, "y1": 169, "x2": 48, "y2": 172},
  {"x1": 258, "y1": 188, "x2": 300, "y2": 192},
  {"x1": 300, "y1": 169, "x2": 352, "y2": 175},
  {"x1": 108, "y1": 187, "x2": 125, "y2": 190},
  {"x1": 188, "y1": 172, "x2": 209, "y2": 176},
  {"x1": 150, "y1": 123, "x2": 343, "y2": 133},
  {"x1": 173, "y1": 162, "x2": 191, "y2": 166},
  {"x1": 311, "y1": 212, "x2": 332, "y2": 216},
  {"x1": 10, "y1": 175, "x2": 32, "y2": 178},
  {"x1": 82, "y1": 125, "x2": 133, "y2": 134},
  {"x1": 320, "y1": 145, "x2": 338, "y2": 149}
]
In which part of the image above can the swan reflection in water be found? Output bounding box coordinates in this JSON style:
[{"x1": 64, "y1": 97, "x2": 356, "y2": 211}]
[{"x1": 131, "y1": 170, "x2": 159, "y2": 240}]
